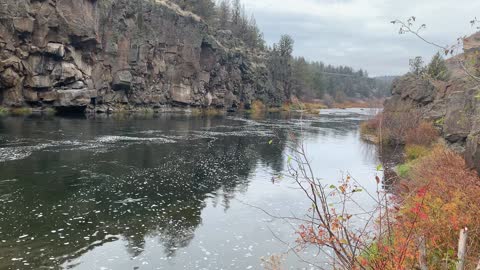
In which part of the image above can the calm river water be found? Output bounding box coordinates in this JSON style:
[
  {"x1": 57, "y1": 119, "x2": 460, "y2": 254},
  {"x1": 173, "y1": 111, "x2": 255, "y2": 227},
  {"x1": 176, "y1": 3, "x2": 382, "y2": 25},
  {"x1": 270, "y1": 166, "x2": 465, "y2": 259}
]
[{"x1": 0, "y1": 109, "x2": 381, "y2": 270}]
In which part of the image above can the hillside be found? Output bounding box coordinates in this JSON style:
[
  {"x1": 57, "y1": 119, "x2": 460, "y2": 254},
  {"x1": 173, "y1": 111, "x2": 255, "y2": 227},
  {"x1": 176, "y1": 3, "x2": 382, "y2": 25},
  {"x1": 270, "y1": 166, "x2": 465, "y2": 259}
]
[{"x1": 384, "y1": 31, "x2": 480, "y2": 172}]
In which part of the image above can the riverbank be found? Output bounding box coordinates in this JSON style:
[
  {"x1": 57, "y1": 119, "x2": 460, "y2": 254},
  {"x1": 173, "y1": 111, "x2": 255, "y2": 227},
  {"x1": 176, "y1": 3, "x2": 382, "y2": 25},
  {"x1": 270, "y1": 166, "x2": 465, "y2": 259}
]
[
  {"x1": 0, "y1": 98, "x2": 383, "y2": 117},
  {"x1": 359, "y1": 111, "x2": 480, "y2": 269}
]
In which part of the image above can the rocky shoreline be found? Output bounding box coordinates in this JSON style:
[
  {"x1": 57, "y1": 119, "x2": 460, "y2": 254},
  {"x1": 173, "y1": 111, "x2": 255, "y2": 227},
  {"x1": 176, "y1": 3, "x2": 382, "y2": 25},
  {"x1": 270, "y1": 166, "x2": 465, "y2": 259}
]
[{"x1": 0, "y1": 0, "x2": 283, "y2": 114}]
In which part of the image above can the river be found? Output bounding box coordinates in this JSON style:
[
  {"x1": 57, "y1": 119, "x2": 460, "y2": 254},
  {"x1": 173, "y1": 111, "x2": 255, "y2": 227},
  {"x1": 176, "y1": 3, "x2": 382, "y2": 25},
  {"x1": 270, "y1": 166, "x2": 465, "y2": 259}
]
[{"x1": 0, "y1": 108, "x2": 381, "y2": 270}]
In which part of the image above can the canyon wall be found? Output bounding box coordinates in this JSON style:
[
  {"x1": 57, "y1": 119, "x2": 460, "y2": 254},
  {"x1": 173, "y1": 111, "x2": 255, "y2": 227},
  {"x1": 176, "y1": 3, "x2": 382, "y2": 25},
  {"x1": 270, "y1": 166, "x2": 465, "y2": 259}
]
[
  {"x1": 384, "y1": 32, "x2": 480, "y2": 172},
  {"x1": 0, "y1": 0, "x2": 280, "y2": 113}
]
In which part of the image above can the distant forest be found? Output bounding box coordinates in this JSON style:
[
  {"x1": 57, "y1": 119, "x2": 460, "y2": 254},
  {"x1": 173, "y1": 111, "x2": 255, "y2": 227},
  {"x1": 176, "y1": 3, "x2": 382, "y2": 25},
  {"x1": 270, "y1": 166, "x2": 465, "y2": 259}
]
[{"x1": 171, "y1": 0, "x2": 394, "y2": 101}]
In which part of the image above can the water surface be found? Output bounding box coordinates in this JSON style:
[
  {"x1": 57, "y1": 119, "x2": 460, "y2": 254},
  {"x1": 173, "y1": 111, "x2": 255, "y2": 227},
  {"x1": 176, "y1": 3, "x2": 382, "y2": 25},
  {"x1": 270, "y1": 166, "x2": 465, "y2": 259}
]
[{"x1": 0, "y1": 109, "x2": 380, "y2": 270}]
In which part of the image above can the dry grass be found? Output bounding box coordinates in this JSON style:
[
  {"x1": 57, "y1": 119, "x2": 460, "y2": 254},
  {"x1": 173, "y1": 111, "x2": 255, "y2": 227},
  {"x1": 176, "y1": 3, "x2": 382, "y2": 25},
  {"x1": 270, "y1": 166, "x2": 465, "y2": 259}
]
[
  {"x1": 10, "y1": 107, "x2": 32, "y2": 116},
  {"x1": 250, "y1": 100, "x2": 266, "y2": 113},
  {"x1": 332, "y1": 99, "x2": 384, "y2": 109},
  {"x1": 190, "y1": 108, "x2": 226, "y2": 116}
]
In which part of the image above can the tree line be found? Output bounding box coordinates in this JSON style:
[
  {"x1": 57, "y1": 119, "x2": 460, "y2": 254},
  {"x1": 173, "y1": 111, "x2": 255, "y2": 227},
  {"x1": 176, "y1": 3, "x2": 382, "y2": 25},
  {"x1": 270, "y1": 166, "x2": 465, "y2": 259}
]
[{"x1": 171, "y1": 0, "x2": 393, "y2": 102}]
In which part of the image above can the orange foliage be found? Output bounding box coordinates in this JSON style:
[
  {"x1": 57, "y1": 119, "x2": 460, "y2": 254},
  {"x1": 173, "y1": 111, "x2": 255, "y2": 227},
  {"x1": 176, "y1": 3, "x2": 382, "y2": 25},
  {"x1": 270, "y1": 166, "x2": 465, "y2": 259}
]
[{"x1": 392, "y1": 147, "x2": 480, "y2": 269}]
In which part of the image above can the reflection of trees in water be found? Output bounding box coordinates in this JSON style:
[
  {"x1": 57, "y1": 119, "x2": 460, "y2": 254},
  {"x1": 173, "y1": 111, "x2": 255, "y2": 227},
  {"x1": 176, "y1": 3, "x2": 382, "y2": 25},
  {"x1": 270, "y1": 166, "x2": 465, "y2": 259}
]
[
  {"x1": 0, "y1": 117, "x2": 287, "y2": 269},
  {"x1": 0, "y1": 112, "x2": 372, "y2": 269}
]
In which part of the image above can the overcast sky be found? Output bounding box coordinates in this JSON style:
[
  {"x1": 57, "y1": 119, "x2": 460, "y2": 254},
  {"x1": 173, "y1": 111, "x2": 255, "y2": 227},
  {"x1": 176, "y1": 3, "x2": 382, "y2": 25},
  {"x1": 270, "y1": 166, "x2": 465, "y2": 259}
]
[{"x1": 241, "y1": 0, "x2": 480, "y2": 76}]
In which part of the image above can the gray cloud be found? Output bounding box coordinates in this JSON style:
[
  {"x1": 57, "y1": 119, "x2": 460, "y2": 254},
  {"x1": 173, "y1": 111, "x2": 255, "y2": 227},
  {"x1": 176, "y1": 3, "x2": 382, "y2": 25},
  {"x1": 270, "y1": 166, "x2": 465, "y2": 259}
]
[{"x1": 242, "y1": 0, "x2": 480, "y2": 76}]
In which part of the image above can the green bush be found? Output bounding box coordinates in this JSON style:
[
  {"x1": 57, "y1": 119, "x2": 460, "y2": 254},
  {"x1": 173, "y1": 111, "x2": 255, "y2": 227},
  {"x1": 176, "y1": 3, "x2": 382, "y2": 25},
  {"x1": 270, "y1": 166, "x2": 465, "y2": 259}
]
[
  {"x1": 405, "y1": 144, "x2": 430, "y2": 161},
  {"x1": 397, "y1": 163, "x2": 412, "y2": 178},
  {"x1": 427, "y1": 52, "x2": 450, "y2": 81}
]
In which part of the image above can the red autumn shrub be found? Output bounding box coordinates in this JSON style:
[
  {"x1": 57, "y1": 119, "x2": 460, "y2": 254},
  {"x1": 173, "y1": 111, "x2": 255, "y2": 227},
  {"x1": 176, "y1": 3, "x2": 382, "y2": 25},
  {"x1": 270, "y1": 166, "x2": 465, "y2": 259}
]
[{"x1": 397, "y1": 147, "x2": 480, "y2": 269}]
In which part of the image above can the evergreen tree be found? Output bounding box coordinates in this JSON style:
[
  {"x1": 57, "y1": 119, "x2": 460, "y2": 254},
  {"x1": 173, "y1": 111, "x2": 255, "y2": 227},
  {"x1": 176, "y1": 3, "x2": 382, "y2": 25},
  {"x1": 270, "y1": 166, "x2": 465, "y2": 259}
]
[
  {"x1": 218, "y1": 0, "x2": 231, "y2": 28},
  {"x1": 427, "y1": 52, "x2": 450, "y2": 81}
]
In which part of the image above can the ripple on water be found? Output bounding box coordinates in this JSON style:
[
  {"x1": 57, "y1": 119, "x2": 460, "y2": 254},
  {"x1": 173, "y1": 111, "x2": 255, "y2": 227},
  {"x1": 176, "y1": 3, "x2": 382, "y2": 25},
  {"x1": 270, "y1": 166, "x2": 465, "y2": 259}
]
[
  {"x1": 95, "y1": 135, "x2": 176, "y2": 144},
  {"x1": 0, "y1": 136, "x2": 178, "y2": 163},
  {"x1": 0, "y1": 143, "x2": 54, "y2": 162}
]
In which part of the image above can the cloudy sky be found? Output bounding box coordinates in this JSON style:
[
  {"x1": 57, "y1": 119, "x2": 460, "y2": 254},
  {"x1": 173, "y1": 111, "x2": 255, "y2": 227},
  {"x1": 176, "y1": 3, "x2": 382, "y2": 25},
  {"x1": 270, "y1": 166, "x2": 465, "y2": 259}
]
[{"x1": 241, "y1": 0, "x2": 480, "y2": 76}]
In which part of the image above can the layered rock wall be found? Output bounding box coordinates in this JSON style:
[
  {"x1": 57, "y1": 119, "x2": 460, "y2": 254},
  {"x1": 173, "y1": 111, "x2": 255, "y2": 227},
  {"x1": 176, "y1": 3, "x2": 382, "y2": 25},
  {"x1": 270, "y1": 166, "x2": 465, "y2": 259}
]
[
  {"x1": 0, "y1": 0, "x2": 278, "y2": 113},
  {"x1": 384, "y1": 35, "x2": 480, "y2": 172}
]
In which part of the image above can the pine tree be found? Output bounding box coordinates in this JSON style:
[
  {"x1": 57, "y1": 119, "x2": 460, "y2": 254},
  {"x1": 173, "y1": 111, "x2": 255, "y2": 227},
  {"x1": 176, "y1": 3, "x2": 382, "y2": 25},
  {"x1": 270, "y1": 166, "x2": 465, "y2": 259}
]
[
  {"x1": 427, "y1": 52, "x2": 450, "y2": 81},
  {"x1": 218, "y1": 0, "x2": 230, "y2": 29}
]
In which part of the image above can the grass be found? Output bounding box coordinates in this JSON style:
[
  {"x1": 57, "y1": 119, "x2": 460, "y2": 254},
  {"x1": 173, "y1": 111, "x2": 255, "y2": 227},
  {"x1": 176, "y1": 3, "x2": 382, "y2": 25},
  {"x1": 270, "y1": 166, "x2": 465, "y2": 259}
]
[
  {"x1": 331, "y1": 99, "x2": 383, "y2": 109},
  {"x1": 405, "y1": 144, "x2": 430, "y2": 161},
  {"x1": 434, "y1": 117, "x2": 445, "y2": 126},
  {"x1": 10, "y1": 107, "x2": 32, "y2": 116},
  {"x1": 279, "y1": 102, "x2": 327, "y2": 114},
  {"x1": 190, "y1": 107, "x2": 226, "y2": 116},
  {"x1": 42, "y1": 107, "x2": 57, "y2": 116},
  {"x1": 0, "y1": 107, "x2": 8, "y2": 116}
]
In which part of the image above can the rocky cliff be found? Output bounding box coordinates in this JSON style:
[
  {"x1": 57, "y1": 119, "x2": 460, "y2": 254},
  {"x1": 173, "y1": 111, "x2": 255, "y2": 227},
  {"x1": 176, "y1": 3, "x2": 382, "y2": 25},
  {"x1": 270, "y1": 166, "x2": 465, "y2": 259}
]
[
  {"x1": 0, "y1": 0, "x2": 279, "y2": 113},
  {"x1": 384, "y1": 31, "x2": 480, "y2": 172}
]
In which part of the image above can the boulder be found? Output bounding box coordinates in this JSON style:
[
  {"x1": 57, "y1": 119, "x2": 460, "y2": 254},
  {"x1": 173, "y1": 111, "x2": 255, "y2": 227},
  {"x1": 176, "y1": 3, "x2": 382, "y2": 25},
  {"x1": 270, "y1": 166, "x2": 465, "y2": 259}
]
[
  {"x1": 391, "y1": 75, "x2": 435, "y2": 105},
  {"x1": 443, "y1": 90, "x2": 474, "y2": 143},
  {"x1": 170, "y1": 83, "x2": 193, "y2": 104},
  {"x1": 68, "y1": 81, "x2": 86, "y2": 89},
  {"x1": 0, "y1": 56, "x2": 23, "y2": 71},
  {"x1": 45, "y1": 43, "x2": 65, "y2": 58},
  {"x1": 38, "y1": 91, "x2": 58, "y2": 102},
  {"x1": 12, "y1": 17, "x2": 34, "y2": 34},
  {"x1": 23, "y1": 88, "x2": 38, "y2": 102},
  {"x1": 54, "y1": 89, "x2": 91, "y2": 107},
  {"x1": 25, "y1": 75, "x2": 52, "y2": 89},
  {"x1": 52, "y1": 62, "x2": 83, "y2": 85},
  {"x1": 0, "y1": 68, "x2": 21, "y2": 88},
  {"x1": 112, "y1": 70, "x2": 133, "y2": 91},
  {"x1": 465, "y1": 134, "x2": 480, "y2": 171}
]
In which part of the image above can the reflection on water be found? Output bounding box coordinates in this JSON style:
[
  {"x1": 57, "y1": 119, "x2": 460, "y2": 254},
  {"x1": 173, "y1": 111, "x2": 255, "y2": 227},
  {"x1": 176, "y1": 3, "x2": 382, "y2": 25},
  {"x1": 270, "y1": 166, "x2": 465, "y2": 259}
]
[{"x1": 0, "y1": 109, "x2": 380, "y2": 270}]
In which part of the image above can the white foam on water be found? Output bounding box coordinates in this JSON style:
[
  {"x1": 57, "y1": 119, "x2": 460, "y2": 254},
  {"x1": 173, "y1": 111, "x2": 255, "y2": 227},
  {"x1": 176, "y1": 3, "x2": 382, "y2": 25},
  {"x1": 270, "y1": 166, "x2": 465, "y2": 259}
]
[{"x1": 96, "y1": 136, "x2": 176, "y2": 144}]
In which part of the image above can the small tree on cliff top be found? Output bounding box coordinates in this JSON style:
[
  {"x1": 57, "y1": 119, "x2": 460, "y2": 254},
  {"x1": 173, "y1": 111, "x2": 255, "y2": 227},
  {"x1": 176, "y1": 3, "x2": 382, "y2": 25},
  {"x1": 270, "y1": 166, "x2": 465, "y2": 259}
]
[
  {"x1": 409, "y1": 56, "x2": 426, "y2": 76},
  {"x1": 427, "y1": 52, "x2": 450, "y2": 81}
]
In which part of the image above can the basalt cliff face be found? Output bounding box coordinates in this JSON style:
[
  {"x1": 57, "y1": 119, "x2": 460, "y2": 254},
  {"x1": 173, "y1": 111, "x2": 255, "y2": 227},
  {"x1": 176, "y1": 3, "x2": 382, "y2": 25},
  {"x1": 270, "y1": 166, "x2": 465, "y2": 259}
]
[
  {"x1": 0, "y1": 0, "x2": 278, "y2": 113},
  {"x1": 384, "y1": 32, "x2": 480, "y2": 172}
]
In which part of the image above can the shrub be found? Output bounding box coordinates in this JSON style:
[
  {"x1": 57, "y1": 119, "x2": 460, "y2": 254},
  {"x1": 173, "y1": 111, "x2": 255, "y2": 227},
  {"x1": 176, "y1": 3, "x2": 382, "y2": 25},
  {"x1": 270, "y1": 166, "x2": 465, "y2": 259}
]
[
  {"x1": 360, "y1": 113, "x2": 382, "y2": 136},
  {"x1": 304, "y1": 102, "x2": 326, "y2": 113},
  {"x1": 405, "y1": 121, "x2": 439, "y2": 146},
  {"x1": 405, "y1": 144, "x2": 430, "y2": 161},
  {"x1": 397, "y1": 147, "x2": 480, "y2": 269},
  {"x1": 427, "y1": 52, "x2": 451, "y2": 81},
  {"x1": 250, "y1": 100, "x2": 266, "y2": 112},
  {"x1": 381, "y1": 108, "x2": 422, "y2": 145},
  {"x1": 397, "y1": 163, "x2": 412, "y2": 178},
  {"x1": 365, "y1": 106, "x2": 437, "y2": 146}
]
